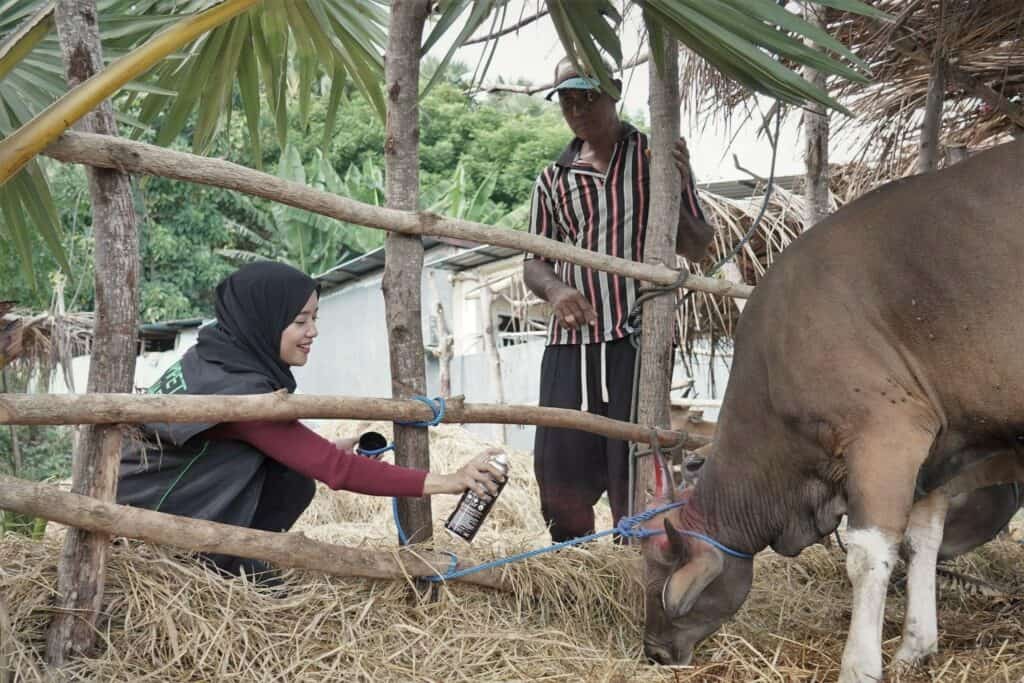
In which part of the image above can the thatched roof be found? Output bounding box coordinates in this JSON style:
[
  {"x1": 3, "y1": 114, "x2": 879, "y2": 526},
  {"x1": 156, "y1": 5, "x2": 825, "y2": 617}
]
[
  {"x1": 833, "y1": 0, "x2": 1024, "y2": 176},
  {"x1": 0, "y1": 307, "x2": 93, "y2": 391},
  {"x1": 681, "y1": 1, "x2": 1023, "y2": 176}
]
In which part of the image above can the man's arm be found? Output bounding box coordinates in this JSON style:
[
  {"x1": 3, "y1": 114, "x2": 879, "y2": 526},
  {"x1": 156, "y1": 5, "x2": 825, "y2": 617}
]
[
  {"x1": 523, "y1": 172, "x2": 597, "y2": 330},
  {"x1": 673, "y1": 138, "x2": 714, "y2": 261},
  {"x1": 524, "y1": 259, "x2": 597, "y2": 329}
]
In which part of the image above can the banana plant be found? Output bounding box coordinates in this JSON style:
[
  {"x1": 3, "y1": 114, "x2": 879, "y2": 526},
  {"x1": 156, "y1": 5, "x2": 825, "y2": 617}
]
[{"x1": 219, "y1": 145, "x2": 387, "y2": 274}]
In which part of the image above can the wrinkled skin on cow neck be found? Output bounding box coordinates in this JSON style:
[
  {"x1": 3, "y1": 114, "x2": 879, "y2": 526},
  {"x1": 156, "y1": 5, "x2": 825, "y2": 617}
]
[{"x1": 643, "y1": 136, "x2": 1024, "y2": 667}]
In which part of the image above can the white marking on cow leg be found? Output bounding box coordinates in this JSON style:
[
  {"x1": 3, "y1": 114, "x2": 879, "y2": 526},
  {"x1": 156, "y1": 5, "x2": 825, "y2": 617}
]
[
  {"x1": 839, "y1": 528, "x2": 898, "y2": 683},
  {"x1": 893, "y1": 491, "x2": 949, "y2": 667}
]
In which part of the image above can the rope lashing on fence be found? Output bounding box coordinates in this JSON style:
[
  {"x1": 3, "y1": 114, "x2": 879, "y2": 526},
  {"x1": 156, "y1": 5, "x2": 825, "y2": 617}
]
[{"x1": 356, "y1": 396, "x2": 448, "y2": 458}]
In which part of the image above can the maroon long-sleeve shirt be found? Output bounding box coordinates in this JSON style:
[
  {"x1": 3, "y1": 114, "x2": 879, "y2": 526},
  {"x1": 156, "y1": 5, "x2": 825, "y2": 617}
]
[{"x1": 205, "y1": 421, "x2": 427, "y2": 497}]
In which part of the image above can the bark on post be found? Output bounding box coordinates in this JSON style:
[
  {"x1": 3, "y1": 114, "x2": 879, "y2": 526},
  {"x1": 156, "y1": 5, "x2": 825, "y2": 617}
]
[
  {"x1": 633, "y1": 39, "x2": 681, "y2": 515},
  {"x1": 919, "y1": 53, "x2": 946, "y2": 174},
  {"x1": 46, "y1": 0, "x2": 140, "y2": 665},
  {"x1": 382, "y1": 0, "x2": 433, "y2": 544},
  {"x1": 802, "y1": 2, "x2": 830, "y2": 228},
  {"x1": 478, "y1": 285, "x2": 507, "y2": 443}
]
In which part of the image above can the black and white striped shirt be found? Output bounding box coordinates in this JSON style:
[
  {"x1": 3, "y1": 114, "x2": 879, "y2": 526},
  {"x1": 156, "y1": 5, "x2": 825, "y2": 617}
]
[{"x1": 527, "y1": 124, "x2": 705, "y2": 346}]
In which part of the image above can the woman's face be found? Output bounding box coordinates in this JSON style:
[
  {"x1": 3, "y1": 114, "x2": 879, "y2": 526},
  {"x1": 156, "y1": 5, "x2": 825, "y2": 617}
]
[{"x1": 279, "y1": 291, "x2": 319, "y2": 366}]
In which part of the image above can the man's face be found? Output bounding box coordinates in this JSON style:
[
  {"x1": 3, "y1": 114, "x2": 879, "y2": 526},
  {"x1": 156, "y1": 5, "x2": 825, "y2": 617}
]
[{"x1": 553, "y1": 66, "x2": 617, "y2": 141}]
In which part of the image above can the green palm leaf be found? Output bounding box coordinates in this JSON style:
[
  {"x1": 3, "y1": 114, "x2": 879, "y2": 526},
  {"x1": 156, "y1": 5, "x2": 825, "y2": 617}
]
[{"x1": 132, "y1": 0, "x2": 387, "y2": 160}]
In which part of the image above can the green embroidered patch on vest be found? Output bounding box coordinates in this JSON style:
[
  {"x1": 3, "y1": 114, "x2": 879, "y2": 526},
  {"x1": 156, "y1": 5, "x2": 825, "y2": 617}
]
[{"x1": 148, "y1": 360, "x2": 187, "y2": 395}]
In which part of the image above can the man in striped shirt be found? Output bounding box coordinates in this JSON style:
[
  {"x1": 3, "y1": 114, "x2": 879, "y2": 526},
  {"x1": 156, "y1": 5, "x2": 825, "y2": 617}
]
[{"x1": 524, "y1": 57, "x2": 713, "y2": 541}]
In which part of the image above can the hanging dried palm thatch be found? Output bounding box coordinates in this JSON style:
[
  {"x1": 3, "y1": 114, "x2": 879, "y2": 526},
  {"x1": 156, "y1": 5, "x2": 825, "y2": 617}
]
[
  {"x1": 676, "y1": 182, "x2": 808, "y2": 371},
  {"x1": 832, "y1": 0, "x2": 1024, "y2": 176},
  {"x1": 1, "y1": 307, "x2": 93, "y2": 393}
]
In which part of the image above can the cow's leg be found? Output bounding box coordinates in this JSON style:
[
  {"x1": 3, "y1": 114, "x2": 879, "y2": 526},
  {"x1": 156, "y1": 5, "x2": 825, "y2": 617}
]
[
  {"x1": 892, "y1": 489, "x2": 949, "y2": 667},
  {"x1": 839, "y1": 423, "x2": 935, "y2": 683}
]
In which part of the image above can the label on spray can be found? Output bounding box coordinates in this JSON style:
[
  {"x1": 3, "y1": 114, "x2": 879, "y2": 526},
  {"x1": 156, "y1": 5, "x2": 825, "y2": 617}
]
[{"x1": 444, "y1": 452, "x2": 509, "y2": 543}]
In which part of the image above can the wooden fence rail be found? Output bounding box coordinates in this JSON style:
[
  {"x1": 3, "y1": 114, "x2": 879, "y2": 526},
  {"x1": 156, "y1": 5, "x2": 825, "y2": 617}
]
[
  {"x1": 0, "y1": 475, "x2": 510, "y2": 591},
  {"x1": 44, "y1": 132, "x2": 753, "y2": 299},
  {"x1": 0, "y1": 393, "x2": 710, "y2": 448}
]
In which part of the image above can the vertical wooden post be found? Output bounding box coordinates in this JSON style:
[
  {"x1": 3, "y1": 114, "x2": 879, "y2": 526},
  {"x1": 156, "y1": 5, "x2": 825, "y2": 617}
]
[
  {"x1": 802, "y1": 2, "x2": 830, "y2": 228},
  {"x1": 478, "y1": 284, "x2": 507, "y2": 443},
  {"x1": 427, "y1": 272, "x2": 453, "y2": 397},
  {"x1": 46, "y1": 0, "x2": 140, "y2": 665},
  {"x1": 383, "y1": 0, "x2": 433, "y2": 544},
  {"x1": 919, "y1": 53, "x2": 946, "y2": 174},
  {"x1": 633, "y1": 38, "x2": 680, "y2": 514}
]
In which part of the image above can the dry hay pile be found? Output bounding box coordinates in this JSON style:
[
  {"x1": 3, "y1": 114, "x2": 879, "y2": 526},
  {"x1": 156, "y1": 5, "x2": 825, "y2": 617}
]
[{"x1": 2, "y1": 423, "x2": 1023, "y2": 681}]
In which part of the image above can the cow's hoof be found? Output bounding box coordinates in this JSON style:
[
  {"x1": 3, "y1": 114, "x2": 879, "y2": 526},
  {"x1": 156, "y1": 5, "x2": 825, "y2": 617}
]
[
  {"x1": 891, "y1": 639, "x2": 937, "y2": 668},
  {"x1": 838, "y1": 665, "x2": 882, "y2": 683}
]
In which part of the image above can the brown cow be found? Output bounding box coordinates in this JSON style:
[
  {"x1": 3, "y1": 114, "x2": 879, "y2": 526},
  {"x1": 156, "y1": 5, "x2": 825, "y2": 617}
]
[{"x1": 639, "y1": 137, "x2": 1024, "y2": 683}]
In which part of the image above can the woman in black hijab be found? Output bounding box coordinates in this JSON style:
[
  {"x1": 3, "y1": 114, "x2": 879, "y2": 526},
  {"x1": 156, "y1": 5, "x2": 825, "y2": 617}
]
[{"x1": 119, "y1": 262, "x2": 503, "y2": 579}]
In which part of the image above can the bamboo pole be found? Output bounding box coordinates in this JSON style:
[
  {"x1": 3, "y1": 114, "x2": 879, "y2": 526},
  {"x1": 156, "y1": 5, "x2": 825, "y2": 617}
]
[
  {"x1": 43, "y1": 132, "x2": 753, "y2": 299},
  {"x1": 0, "y1": 475, "x2": 510, "y2": 591},
  {"x1": 0, "y1": 393, "x2": 709, "y2": 448},
  {"x1": 0, "y1": 0, "x2": 258, "y2": 185}
]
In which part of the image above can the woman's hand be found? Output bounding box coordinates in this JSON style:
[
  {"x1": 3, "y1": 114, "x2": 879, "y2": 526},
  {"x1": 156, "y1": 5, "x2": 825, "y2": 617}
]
[{"x1": 423, "y1": 447, "x2": 507, "y2": 496}]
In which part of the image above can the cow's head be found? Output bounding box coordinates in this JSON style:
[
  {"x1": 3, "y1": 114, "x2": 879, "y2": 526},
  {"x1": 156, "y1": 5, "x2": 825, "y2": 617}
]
[{"x1": 641, "y1": 483, "x2": 754, "y2": 665}]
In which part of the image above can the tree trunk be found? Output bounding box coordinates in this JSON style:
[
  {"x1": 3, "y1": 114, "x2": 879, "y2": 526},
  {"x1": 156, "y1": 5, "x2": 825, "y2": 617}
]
[
  {"x1": 0, "y1": 475, "x2": 511, "y2": 591},
  {"x1": 382, "y1": 0, "x2": 433, "y2": 545},
  {"x1": 46, "y1": 0, "x2": 139, "y2": 666},
  {"x1": 918, "y1": 53, "x2": 946, "y2": 174},
  {"x1": 478, "y1": 285, "x2": 507, "y2": 443},
  {"x1": 802, "y1": 2, "x2": 830, "y2": 228},
  {"x1": 633, "y1": 40, "x2": 681, "y2": 518}
]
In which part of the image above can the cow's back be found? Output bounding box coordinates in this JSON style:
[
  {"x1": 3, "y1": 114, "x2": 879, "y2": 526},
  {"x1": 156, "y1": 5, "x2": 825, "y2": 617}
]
[{"x1": 724, "y1": 138, "x2": 1024, "y2": 465}]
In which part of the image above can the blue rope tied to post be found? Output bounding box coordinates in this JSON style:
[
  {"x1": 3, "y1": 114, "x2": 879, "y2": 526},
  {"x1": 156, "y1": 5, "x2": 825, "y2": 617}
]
[
  {"x1": 353, "y1": 396, "x2": 447, "y2": 545},
  {"x1": 396, "y1": 396, "x2": 446, "y2": 427}
]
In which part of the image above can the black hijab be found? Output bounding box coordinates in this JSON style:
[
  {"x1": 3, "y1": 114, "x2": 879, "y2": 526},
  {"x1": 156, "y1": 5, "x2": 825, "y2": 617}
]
[{"x1": 196, "y1": 261, "x2": 319, "y2": 393}]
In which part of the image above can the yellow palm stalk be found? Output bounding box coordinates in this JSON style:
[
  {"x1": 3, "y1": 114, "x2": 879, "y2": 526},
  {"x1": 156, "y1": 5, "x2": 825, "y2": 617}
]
[{"x1": 0, "y1": 0, "x2": 259, "y2": 186}]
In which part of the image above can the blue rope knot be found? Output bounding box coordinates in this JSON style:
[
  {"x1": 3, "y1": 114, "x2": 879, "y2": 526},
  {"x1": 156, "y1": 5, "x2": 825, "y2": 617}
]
[
  {"x1": 396, "y1": 396, "x2": 446, "y2": 427},
  {"x1": 614, "y1": 501, "x2": 684, "y2": 539}
]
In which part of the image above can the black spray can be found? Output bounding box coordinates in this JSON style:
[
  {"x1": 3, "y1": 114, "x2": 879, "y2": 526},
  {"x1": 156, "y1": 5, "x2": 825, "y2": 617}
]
[{"x1": 444, "y1": 452, "x2": 509, "y2": 543}]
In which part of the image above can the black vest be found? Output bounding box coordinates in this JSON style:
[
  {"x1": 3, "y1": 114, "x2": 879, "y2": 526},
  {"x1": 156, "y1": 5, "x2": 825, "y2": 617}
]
[{"x1": 117, "y1": 347, "x2": 277, "y2": 528}]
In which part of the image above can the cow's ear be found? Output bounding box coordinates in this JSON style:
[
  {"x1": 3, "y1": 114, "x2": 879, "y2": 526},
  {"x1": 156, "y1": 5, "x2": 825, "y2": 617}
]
[{"x1": 662, "y1": 527, "x2": 724, "y2": 618}]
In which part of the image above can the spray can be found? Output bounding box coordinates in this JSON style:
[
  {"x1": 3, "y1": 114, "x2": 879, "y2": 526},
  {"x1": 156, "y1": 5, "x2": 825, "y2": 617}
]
[{"x1": 444, "y1": 452, "x2": 509, "y2": 543}]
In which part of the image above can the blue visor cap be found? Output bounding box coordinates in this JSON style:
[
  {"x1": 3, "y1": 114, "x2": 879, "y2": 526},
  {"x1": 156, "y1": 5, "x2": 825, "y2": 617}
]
[{"x1": 544, "y1": 76, "x2": 600, "y2": 101}]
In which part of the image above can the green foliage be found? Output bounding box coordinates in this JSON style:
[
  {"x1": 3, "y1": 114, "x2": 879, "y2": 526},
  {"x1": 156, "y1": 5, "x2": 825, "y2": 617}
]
[
  {"x1": 0, "y1": 419, "x2": 70, "y2": 539},
  {"x1": 9, "y1": 60, "x2": 573, "y2": 318},
  {"x1": 0, "y1": 424, "x2": 73, "y2": 482}
]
